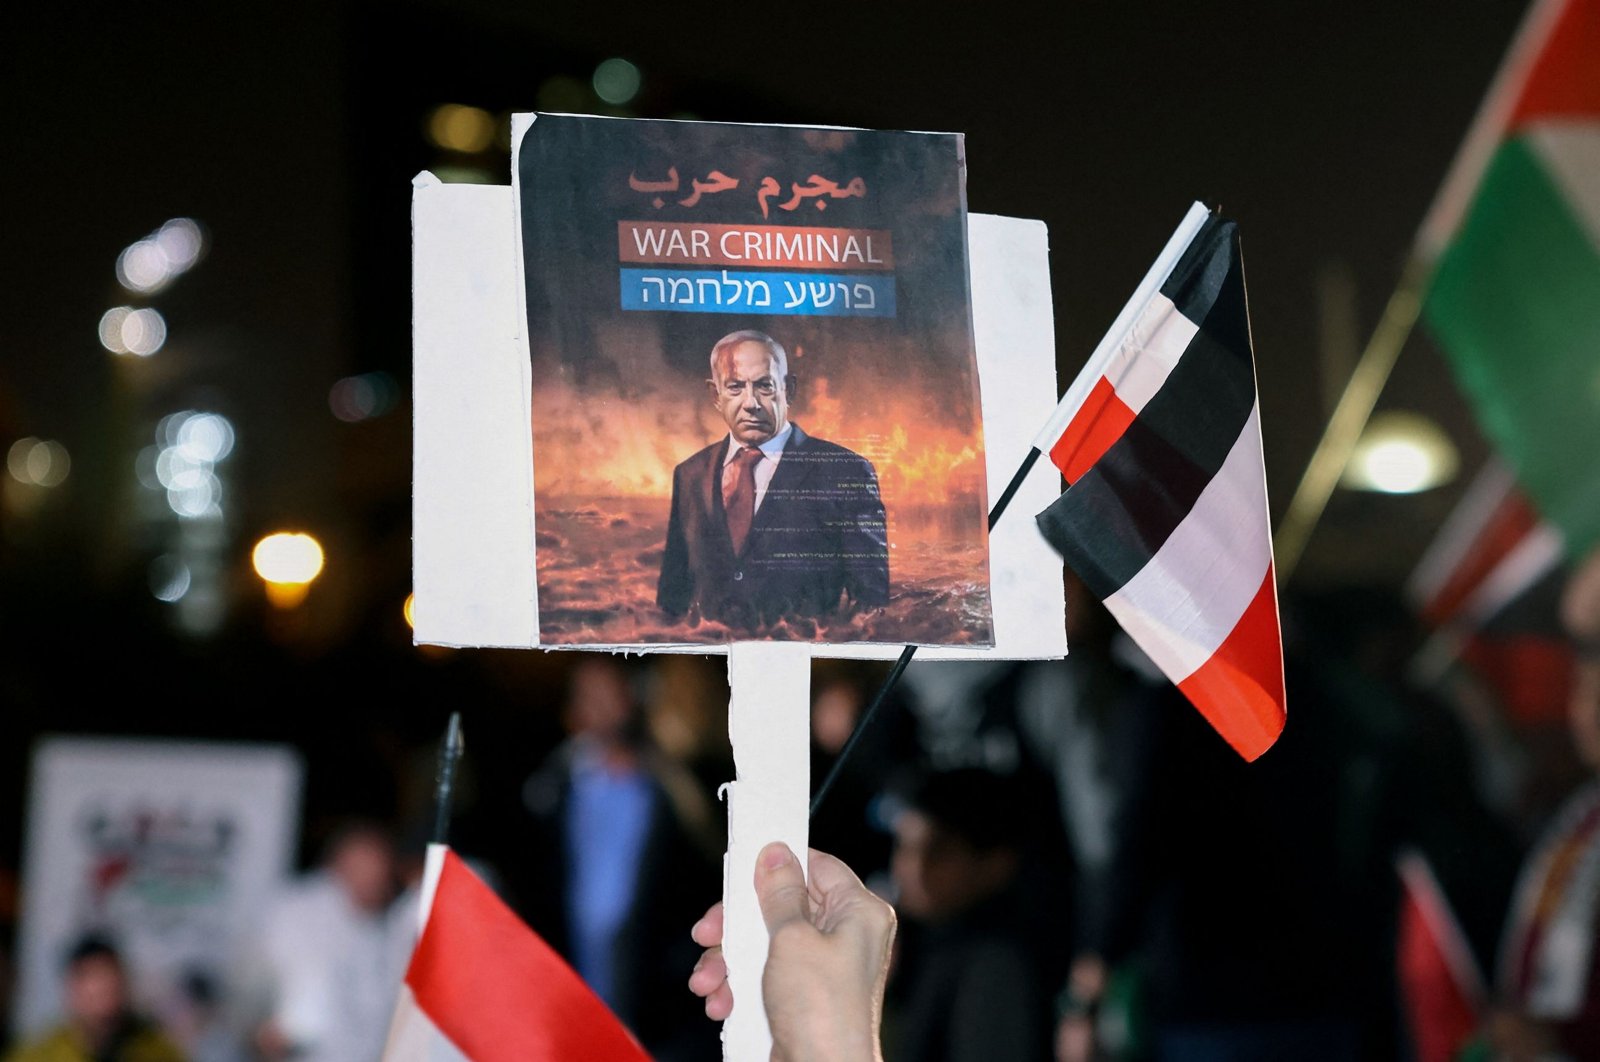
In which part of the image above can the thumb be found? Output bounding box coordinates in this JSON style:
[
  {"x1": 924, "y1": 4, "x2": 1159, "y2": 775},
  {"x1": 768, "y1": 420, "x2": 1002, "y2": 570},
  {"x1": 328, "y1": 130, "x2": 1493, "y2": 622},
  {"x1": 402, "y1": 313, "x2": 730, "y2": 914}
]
[{"x1": 754, "y1": 842, "x2": 810, "y2": 934}]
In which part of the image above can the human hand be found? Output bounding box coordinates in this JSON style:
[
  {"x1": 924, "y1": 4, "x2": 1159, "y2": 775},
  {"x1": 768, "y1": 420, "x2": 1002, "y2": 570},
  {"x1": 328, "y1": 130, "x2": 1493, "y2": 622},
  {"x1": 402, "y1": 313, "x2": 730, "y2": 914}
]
[
  {"x1": 689, "y1": 843, "x2": 896, "y2": 1061},
  {"x1": 689, "y1": 900, "x2": 733, "y2": 1021}
]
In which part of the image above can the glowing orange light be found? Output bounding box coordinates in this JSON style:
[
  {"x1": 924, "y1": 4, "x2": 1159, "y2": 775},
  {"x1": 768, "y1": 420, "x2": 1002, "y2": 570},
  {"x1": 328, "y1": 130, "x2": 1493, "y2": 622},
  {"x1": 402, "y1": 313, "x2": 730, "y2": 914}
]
[
  {"x1": 252, "y1": 532, "x2": 324, "y2": 608},
  {"x1": 426, "y1": 104, "x2": 494, "y2": 153}
]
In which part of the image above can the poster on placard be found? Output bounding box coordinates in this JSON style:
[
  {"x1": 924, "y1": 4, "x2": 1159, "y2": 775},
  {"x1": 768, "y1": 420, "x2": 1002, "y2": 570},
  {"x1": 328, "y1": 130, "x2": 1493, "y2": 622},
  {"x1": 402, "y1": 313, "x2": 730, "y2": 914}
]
[
  {"x1": 13, "y1": 739, "x2": 302, "y2": 1036},
  {"x1": 516, "y1": 115, "x2": 993, "y2": 647}
]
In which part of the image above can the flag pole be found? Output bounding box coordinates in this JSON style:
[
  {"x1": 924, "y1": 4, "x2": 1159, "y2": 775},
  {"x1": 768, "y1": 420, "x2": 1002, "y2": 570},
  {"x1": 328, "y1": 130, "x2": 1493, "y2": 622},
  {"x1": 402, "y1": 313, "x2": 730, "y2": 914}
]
[
  {"x1": 810, "y1": 202, "x2": 1215, "y2": 819},
  {"x1": 1272, "y1": 0, "x2": 1567, "y2": 583},
  {"x1": 432, "y1": 711, "x2": 464, "y2": 846},
  {"x1": 1029, "y1": 202, "x2": 1213, "y2": 455},
  {"x1": 1272, "y1": 260, "x2": 1431, "y2": 581}
]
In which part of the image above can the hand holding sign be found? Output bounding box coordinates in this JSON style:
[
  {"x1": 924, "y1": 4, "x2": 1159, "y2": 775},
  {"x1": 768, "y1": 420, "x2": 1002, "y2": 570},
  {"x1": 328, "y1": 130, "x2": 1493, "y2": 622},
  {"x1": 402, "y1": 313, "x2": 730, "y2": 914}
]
[{"x1": 690, "y1": 844, "x2": 895, "y2": 1061}]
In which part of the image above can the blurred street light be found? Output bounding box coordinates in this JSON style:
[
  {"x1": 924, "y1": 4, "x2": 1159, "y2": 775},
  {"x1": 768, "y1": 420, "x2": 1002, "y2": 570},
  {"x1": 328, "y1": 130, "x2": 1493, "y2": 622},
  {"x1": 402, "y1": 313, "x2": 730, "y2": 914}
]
[
  {"x1": 252, "y1": 531, "x2": 324, "y2": 608},
  {"x1": 1342, "y1": 411, "x2": 1459, "y2": 494},
  {"x1": 6, "y1": 438, "x2": 70, "y2": 487},
  {"x1": 426, "y1": 104, "x2": 495, "y2": 153},
  {"x1": 99, "y1": 306, "x2": 166, "y2": 356},
  {"x1": 116, "y1": 218, "x2": 206, "y2": 294}
]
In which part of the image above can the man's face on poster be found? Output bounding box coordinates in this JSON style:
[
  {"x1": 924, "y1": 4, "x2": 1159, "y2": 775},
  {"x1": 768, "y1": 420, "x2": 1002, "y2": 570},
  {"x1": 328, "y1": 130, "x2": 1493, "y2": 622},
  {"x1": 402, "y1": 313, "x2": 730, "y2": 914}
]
[{"x1": 710, "y1": 340, "x2": 791, "y2": 447}]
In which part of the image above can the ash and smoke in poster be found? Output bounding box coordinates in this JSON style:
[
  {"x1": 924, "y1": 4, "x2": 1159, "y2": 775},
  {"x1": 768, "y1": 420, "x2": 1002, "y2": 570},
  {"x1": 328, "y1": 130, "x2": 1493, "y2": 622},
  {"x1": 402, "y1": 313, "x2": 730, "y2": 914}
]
[{"x1": 518, "y1": 115, "x2": 992, "y2": 645}]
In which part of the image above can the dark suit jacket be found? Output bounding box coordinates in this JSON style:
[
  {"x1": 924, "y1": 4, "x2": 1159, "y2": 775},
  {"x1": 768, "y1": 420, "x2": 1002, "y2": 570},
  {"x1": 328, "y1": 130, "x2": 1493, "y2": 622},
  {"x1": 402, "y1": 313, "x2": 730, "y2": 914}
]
[
  {"x1": 516, "y1": 743, "x2": 721, "y2": 1062},
  {"x1": 656, "y1": 423, "x2": 890, "y2": 629}
]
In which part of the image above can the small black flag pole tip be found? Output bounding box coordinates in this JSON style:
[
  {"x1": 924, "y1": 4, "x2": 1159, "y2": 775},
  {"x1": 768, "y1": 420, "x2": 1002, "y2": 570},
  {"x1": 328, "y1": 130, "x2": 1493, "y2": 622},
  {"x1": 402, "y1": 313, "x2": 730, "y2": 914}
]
[{"x1": 432, "y1": 711, "x2": 464, "y2": 847}]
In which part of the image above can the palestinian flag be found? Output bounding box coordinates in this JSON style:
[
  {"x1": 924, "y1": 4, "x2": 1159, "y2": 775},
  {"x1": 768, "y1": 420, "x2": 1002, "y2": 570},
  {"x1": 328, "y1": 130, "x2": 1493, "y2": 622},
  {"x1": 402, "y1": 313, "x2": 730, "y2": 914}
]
[
  {"x1": 1423, "y1": 0, "x2": 1600, "y2": 557},
  {"x1": 1035, "y1": 204, "x2": 1285, "y2": 761},
  {"x1": 383, "y1": 846, "x2": 650, "y2": 1062}
]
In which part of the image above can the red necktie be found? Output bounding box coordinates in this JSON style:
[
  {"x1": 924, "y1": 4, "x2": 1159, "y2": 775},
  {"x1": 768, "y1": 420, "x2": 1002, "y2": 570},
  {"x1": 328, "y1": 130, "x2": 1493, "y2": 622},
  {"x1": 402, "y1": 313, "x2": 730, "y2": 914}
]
[{"x1": 723, "y1": 446, "x2": 764, "y2": 554}]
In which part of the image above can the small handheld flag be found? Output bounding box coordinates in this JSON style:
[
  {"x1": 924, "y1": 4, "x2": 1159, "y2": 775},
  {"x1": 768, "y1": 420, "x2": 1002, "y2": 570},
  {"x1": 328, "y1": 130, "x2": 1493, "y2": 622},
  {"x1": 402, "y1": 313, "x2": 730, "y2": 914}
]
[
  {"x1": 1034, "y1": 203, "x2": 1286, "y2": 761},
  {"x1": 1396, "y1": 850, "x2": 1487, "y2": 1062},
  {"x1": 383, "y1": 847, "x2": 651, "y2": 1062}
]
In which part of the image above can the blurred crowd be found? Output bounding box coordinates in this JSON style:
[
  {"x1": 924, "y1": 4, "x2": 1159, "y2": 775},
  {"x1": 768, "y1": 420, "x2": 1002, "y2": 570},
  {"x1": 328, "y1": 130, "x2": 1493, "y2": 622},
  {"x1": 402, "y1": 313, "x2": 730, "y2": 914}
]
[{"x1": 4, "y1": 553, "x2": 1600, "y2": 1062}]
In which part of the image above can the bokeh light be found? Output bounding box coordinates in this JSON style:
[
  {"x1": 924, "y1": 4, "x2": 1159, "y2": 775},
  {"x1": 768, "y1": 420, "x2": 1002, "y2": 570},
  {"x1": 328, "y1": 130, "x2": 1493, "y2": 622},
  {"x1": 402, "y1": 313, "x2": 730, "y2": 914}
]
[
  {"x1": 116, "y1": 218, "x2": 206, "y2": 294},
  {"x1": 116, "y1": 240, "x2": 172, "y2": 294},
  {"x1": 154, "y1": 218, "x2": 205, "y2": 272},
  {"x1": 5, "y1": 440, "x2": 29, "y2": 483},
  {"x1": 252, "y1": 532, "x2": 325, "y2": 585},
  {"x1": 592, "y1": 58, "x2": 641, "y2": 105},
  {"x1": 404, "y1": 592, "x2": 415, "y2": 629},
  {"x1": 149, "y1": 555, "x2": 192, "y2": 603},
  {"x1": 426, "y1": 104, "x2": 495, "y2": 153},
  {"x1": 328, "y1": 372, "x2": 400, "y2": 422},
  {"x1": 1343, "y1": 411, "x2": 1459, "y2": 494},
  {"x1": 121, "y1": 307, "x2": 167, "y2": 356},
  {"x1": 145, "y1": 411, "x2": 233, "y2": 518},
  {"x1": 7, "y1": 438, "x2": 70, "y2": 487},
  {"x1": 98, "y1": 307, "x2": 133, "y2": 354},
  {"x1": 166, "y1": 471, "x2": 221, "y2": 519},
  {"x1": 135, "y1": 446, "x2": 163, "y2": 491},
  {"x1": 176, "y1": 412, "x2": 235, "y2": 463}
]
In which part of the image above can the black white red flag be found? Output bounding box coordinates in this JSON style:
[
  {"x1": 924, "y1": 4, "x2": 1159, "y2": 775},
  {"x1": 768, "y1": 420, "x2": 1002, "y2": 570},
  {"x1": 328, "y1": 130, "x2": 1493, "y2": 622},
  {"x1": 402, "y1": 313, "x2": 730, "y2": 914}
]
[{"x1": 1034, "y1": 204, "x2": 1286, "y2": 760}]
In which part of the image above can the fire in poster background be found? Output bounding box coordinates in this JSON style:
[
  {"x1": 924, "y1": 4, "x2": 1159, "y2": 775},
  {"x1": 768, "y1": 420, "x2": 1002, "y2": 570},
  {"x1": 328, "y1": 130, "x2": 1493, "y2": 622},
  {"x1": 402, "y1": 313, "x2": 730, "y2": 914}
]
[{"x1": 518, "y1": 116, "x2": 992, "y2": 645}]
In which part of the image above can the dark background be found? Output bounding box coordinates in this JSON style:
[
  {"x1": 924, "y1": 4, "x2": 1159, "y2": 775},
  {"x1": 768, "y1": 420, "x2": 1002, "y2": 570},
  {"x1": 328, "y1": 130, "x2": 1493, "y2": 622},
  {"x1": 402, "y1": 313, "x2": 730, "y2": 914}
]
[{"x1": 0, "y1": 0, "x2": 1527, "y2": 860}]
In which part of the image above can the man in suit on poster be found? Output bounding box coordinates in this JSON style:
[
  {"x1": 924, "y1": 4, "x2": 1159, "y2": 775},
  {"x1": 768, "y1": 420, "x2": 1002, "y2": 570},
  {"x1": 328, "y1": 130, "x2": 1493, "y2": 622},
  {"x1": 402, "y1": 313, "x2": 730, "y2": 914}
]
[{"x1": 656, "y1": 329, "x2": 890, "y2": 631}]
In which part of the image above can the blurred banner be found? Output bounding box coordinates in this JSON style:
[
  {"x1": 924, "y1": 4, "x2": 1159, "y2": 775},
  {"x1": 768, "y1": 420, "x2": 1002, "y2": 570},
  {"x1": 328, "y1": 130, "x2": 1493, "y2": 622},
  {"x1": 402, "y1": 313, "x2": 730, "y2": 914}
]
[{"x1": 13, "y1": 738, "x2": 302, "y2": 1036}]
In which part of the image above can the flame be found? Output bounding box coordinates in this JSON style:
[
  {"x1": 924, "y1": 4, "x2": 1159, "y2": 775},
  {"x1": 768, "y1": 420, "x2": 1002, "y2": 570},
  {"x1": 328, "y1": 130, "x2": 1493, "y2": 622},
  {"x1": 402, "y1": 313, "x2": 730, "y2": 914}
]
[
  {"x1": 528, "y1": 331, "x2": 995, "y2": 645},
  {"x1": 531, "y1": 371, "x2": 986, "y2": 516}
]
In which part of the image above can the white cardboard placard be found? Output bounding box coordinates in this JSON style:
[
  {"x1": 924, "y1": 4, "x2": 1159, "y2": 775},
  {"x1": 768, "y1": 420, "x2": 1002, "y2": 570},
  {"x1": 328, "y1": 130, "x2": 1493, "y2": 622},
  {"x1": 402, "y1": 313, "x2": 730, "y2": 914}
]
[{"x1": 411, "y1": 176, "x2": 1065, "y2": 662}]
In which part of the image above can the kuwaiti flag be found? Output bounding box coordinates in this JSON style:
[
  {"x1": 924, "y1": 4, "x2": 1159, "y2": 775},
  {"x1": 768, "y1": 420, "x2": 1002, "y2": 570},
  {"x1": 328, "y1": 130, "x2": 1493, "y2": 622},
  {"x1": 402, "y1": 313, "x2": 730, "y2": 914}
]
[
  {"x1": 383, "y1": 845, "x2": 650, "y2": 1062},
  {"x1": 1422, "y1": 0, "x2": 1600, "y2": 557},
  {"x1": 1034, "y1": 203, "x2": 1285, "y2": 761}
]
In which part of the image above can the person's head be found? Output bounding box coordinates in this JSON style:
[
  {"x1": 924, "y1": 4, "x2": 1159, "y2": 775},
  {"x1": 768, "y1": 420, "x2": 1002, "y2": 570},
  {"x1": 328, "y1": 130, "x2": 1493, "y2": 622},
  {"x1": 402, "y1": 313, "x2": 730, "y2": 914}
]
[
  {"x1": 707, "y1": 330, "x2": 794, "y2": 447},
  {"x1": 62, "y1": 935, "x2": 130, "y2": 1043},
  {"x1": 324, "y1": 822, "x2": 396, "y2": 914},
  {"x1": 1562, "y1": 547, "x2": 1600, "y2": 769},
  {"x1": 564, "y1": 656, "x2": 646, "y2": 750},
  {"x1": 889, "y1": 769, "x2": 1021, "y2": 924}
]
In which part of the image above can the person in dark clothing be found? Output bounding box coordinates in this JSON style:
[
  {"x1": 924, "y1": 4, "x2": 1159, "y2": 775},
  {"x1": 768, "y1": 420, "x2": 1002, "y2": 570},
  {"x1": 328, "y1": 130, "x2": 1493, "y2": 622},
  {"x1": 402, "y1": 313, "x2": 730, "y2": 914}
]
[
  {"x1": 515, "y1": 657, "x2": 721, "y2": 1062},
  {"x1": 884, "y1": 769, "x2": 1053, "y2": 1062}
]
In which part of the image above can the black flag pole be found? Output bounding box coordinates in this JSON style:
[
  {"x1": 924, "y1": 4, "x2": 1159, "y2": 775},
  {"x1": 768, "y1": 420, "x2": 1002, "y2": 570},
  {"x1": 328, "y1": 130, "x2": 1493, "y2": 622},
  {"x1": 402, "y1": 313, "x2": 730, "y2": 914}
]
[
  {"x1": 432, "y1": 711, "x2": 465, "y2": 846},
  {"x1": 809, "y1": 447, "x2": 1043, "y2": 819}
]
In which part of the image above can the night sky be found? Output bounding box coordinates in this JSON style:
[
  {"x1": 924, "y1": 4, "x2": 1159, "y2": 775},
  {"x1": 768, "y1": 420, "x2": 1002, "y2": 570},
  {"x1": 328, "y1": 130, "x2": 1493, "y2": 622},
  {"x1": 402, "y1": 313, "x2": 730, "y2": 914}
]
[
  {"x1": 0, "y1": 2, "x2": 1544, "y2": 849},
  {"x1": 3, "y1": 1, "x2": 1528, "y2": 599}
]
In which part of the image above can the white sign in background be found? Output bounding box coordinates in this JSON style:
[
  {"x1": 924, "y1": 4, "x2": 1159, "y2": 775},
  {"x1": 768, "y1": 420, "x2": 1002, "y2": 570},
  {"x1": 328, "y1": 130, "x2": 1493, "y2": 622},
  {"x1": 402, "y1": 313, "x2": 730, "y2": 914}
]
[{"x1": 14, "y1": 738, "x2": 303, "y2": 1036}]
